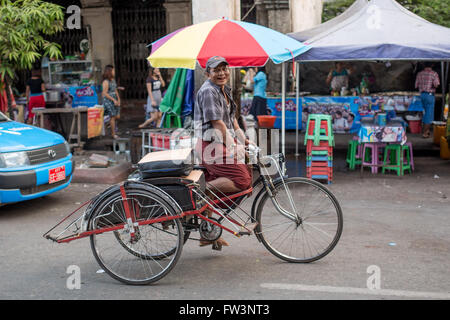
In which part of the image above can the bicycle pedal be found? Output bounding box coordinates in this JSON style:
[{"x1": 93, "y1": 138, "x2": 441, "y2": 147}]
[{"x1": 238, "y1": 222, "x2": 258, "y2": 236}]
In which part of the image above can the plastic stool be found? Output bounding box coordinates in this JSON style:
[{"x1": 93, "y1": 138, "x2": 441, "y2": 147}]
[
  {"x1": 304, "y1": 114, "x2": 334, "y2": 147},
  {"x1": 404, "y1": 142, "x2": 414, "y2": 171},
  {"x1": 361, "y1": 143, "x2": 385, "y2": 174},
  {"x1": 346, "y1": 140, "x2": 362, "y2": 170},
  {"x1": 382, "y1": 144, "x2": 412, "y2": 176},
  {"x1": 163, "y1": 113, "x2": 182, "y2": 128},
  {"x1": 113, "y1": 137, "x2": 131, "y2": 162}
]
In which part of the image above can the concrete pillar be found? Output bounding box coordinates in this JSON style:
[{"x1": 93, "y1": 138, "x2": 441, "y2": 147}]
[
  {"x1": 191, "y1": 0, "x2": 241, "y2": 94},
  {"x1": 164, "y1": 0, "x2": 192, "y2": 33},
  {"x1": 80, "y1": 1, "x2": 114, "y2": 69},
  {"x1": 290, "y1": 0, "x2": 323, "y2": 32},
  {"x1": 192, "y1": 0, "x2": 240, "y2": 23},
  {"x1": 255, "y1": 1, "x2": 291, "y2": 93}
]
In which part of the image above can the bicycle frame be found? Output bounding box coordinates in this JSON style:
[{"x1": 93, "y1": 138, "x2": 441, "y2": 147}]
[{"x1": 44, "y1": 149, "x2": 300, "y2": 244}]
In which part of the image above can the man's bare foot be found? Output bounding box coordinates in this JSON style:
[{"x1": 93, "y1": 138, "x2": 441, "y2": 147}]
[{"x1": 199, "y1": 237, "x2": 229, "y2": 249}]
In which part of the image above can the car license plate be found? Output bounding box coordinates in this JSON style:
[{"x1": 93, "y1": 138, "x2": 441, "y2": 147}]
[{"x1": 49, "y1": 166, "x2": 66, "y2": 184}]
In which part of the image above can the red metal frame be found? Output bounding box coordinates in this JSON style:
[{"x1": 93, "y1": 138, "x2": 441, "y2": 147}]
[{"x1": 52, "y1": 185, "x2": 254, "y2": 244}]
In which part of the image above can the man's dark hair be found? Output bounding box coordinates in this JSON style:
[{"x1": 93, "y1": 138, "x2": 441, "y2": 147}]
[{"x1": 31, "y1": 68, "x2": 41, "y2": 78}]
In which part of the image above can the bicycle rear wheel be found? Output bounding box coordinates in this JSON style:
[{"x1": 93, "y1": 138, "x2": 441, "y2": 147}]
[
  {"x1": 89, "y1": 183, "x2": 183, "y2": 285},
  {"x1": 255, "y1": 177, "x2": 343, "y2": 263}
]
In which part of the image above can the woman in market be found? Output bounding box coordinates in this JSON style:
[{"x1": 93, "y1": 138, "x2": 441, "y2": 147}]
[
  {"x1": 102, "y1": 65, "x2": 121, "y2": 139},
  {"x1": 139, "y1": 67, "x2": 165, "y2": 129},
  {"x1": 249, "y1": 67, "x2": 269, "y2": 122},
  {"x1": 326, "y1": 62, "x2": 354, "y2": 96},
  {"x1": 26, "y1": 68, "x2": 46, "y2": 124},
  {"x1": 242, "y1": 67, "x2": 256, "y2": 93}
]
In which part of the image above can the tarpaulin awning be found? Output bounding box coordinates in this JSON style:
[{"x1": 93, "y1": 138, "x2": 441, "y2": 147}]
[
  {"x1": 288, "y1": 0, "x2": 368, "y2": 42},
  {"x1": 290, "y1": 0, "x2": 450, "y2": 62}
]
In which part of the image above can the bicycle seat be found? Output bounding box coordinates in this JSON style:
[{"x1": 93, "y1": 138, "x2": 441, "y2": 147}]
[{"x1": 138, "y1": 148, "x2": 193, "y2": 178}]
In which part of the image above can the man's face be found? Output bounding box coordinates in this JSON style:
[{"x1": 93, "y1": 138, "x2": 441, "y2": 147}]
[{"x1": 208, "y1": 63, "x2": 230, "y2": 87}]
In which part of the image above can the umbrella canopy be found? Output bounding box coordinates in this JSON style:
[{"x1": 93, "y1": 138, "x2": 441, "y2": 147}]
[{"x1": 148, "y1": 18, "x2": 310, "y2": 69}]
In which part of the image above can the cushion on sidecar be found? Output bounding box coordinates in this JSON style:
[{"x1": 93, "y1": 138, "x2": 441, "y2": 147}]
[
  {"x1": 143, "y1": 170, "x2": 206, "y2": 211},
  {"x1": 138, "y1": 148, "x2": 193, "y2": 178},
  {"x1": 143, "y1": 170, "x2": 206, "y2": 191}
]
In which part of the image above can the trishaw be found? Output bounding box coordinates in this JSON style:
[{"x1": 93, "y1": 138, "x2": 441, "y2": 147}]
[{"x1": 44, "y1": 146, "x2": 343, "y2": 285}]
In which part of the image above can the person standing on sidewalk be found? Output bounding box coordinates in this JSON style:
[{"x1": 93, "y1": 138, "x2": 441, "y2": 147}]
[
  {"x1": 139, "y1": 67, "x2": 165, "y2": 129},
  {"x1": 26, "y1": 69, "x2": 46, "y2": 124},
  {"x1": 102, "y1": 65, "x2": 121, "y2": 139},
  {"x1": 249, "y1": 67, "x2": 268, "y2": 122},
  {"x1": 415, "y1": 62, "x2": 440, "y2": 138}
]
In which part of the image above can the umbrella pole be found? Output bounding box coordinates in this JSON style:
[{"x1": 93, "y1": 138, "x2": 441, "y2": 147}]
[
  {"x1": 281, "y1": 62, "x2": 286, "y2": 161},
  {"x1": 295, "y1": 61, "x2": 300, "y2": 157}
]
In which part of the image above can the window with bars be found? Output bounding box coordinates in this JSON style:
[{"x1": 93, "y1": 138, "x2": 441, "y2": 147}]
[
  {"x1": 111, "y1": 0, "x2": 167, "y2": 100},
  {"x1": 241, "y1": 0, "x2": 257, "y2": 23}
]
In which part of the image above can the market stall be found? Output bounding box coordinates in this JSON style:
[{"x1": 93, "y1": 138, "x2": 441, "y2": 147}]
[
  {"x1": 286, "y1": 0, "x2": 450, "y2": 154},
  {"x1": 43, "y1": 57, "x2": 102, "y2": 109},
  {"x1": 27, "y1": 51, "x2": 104, "y2": 143}
]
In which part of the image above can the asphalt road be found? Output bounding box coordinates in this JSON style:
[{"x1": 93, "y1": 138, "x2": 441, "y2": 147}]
[{"x1": 0, "y1": 157, "x2": 449, "y2": 300}]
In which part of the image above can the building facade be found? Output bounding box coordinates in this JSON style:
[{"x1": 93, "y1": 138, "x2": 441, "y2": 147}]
[{"x1": 42, "y1": 0, "x2": 322, "y2": 103}]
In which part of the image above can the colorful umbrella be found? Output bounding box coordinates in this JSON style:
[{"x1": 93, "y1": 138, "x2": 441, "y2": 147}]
[{"x1": 148, "y1": 19, "x2": 311, "y2": 69}]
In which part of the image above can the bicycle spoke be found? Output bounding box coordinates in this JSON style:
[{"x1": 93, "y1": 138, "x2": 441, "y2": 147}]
[
  {"x1": 256, "y1": 178, "x2": 342, "y2": 263},
  {"x1": 90, "y1": 187, "x2": 183, "y2": 285}
]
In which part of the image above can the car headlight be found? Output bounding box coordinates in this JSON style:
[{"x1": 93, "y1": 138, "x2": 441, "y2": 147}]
[
  {"x1": 0, "y1": 152, "x2": 30, "y2": 168},
  {"x1": 64, "y1": 141, "x2": 71, "y2": 155}
]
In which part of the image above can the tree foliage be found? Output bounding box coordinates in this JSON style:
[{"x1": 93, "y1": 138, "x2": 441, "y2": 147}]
[
  {"x1": 0, "y1": 0, "x2": 65, "y2": 82},
  {"x1": 323, "y1": 0, "x2": 450, "y2": 28}
]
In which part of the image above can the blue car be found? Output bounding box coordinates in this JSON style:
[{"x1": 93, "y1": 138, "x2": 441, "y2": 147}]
[{"x1": 0, "y1": 112, "x2": 74, "y2": 205}]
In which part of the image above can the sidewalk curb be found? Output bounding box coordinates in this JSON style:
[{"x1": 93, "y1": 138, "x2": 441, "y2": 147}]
[{"x1": 72, "y1": 162, "x2": 133, "y2": 184}]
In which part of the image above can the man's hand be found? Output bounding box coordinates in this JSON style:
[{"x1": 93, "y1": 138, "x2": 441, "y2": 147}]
[{"x1": 227, "y1": 143, "x2": 246, "y2": 162}]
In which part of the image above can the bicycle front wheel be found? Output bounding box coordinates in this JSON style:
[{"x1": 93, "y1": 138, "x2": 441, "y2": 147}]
[{"x1": 255, "y1": 177, "x2": 343, "y2": 263}]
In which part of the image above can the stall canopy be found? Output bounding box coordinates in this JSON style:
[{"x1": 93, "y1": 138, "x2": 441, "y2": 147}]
[
  {"x1": 290, "y1": 0, "x2": 450, "y2": 62},
  {"x1": 288, "y1": 0, "x2": 368, "y2": 42}
]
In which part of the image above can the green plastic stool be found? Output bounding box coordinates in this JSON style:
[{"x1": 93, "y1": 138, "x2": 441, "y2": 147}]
[
  {"x1": 382, "y1": 144, "x2": 412, "y2": 176},
  {"x1": 346, "y1": 140, "x2": 372, "y2": 170},
  {"x1": 346, "y1": 140, "x2": 361, "y2": 170},
  {"x1": 311, "y1": 150, "x2": 330, "y2": 156},
  {"x1": 304, "y1": 114, "x2": 334, "y2": 147},
  {"x1": 163, "y1": 113, "x2": 182, "y2": 128}
]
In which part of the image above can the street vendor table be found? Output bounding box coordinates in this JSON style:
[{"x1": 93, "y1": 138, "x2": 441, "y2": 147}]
[
  {"x1": 34, "y1": 107, "x2": 88, "y2": 148},
  {"x1": 358, "y1": 122, "x2": 407, "y2": 144},
  {"x1": 242, "y1": 94, "x2": 423, "y2": 133},
  {"x1": 357, "y1": 122, "x2": 408, "y2": 176}
]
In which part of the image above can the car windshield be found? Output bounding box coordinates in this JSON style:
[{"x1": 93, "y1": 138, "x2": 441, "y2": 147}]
[{"x1": 0, "y1": 112, "x2": 10, "y2": 122}]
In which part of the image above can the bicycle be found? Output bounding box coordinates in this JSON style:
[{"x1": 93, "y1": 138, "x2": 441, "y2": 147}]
[{"x1": 44, "y1": 146, "x2": 343, "y2": 285}]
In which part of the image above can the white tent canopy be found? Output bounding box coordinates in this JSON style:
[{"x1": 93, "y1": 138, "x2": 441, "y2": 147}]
[
  {"x1": 286, "y1": 0, "x2": 450, "y2": 155},
  {"x1": 288, "y1": 0, "x2": 368, "y2": 42},
  {"x1": 290, "y1": 0, "x2": 450, "y2": 62}
]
